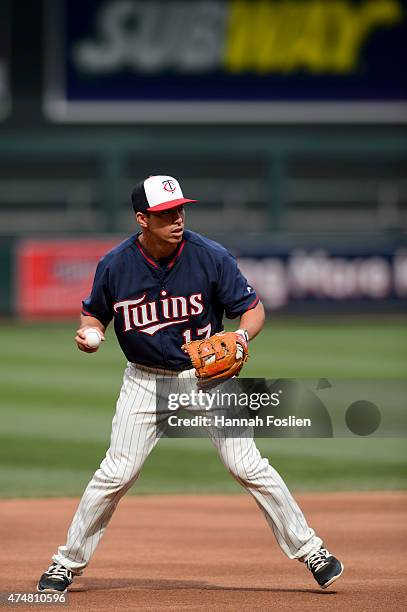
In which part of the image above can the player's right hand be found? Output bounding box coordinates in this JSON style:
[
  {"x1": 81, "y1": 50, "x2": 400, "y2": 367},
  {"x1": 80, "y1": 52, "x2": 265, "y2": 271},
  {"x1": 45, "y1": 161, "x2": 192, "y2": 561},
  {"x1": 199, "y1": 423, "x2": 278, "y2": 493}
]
[{"x1": 75, "y1": 327, "x2": 105, "y2": 353}]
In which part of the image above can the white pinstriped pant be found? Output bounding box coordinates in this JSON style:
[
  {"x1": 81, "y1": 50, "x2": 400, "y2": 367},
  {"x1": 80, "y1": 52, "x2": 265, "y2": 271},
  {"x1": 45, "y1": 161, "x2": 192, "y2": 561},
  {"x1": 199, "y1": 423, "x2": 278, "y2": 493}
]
[{"x1": 53, "y1": 363, "x2": 322, "y2": 573}]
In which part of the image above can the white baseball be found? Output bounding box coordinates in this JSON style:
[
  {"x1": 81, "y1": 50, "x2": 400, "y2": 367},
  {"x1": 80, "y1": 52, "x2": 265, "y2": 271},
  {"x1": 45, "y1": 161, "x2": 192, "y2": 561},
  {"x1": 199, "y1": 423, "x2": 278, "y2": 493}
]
[{"x1": 85, "y1": 328, "x2": 102, "y2": 349}]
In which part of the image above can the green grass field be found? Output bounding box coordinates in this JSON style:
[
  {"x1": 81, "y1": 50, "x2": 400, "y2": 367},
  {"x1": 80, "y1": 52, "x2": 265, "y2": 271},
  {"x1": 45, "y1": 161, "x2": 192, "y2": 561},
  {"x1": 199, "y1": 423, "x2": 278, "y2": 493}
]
[{"x1": 0, "y1": 318, "x2": 406, "y2": 498}]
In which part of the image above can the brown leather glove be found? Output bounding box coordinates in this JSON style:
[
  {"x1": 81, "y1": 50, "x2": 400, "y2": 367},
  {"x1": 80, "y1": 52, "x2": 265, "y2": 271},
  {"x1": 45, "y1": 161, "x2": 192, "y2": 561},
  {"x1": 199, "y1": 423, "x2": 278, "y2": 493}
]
[{"x1": 182, "y1": 331, "x2": 248, "y2": 382}]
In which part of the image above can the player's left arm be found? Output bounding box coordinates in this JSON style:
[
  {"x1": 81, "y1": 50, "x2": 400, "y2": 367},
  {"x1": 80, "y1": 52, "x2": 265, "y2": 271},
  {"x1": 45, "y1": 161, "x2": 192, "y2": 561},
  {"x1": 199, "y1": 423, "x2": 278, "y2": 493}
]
[{"x1": 236, "y1": 300, "x2": 265, "y2": 342}]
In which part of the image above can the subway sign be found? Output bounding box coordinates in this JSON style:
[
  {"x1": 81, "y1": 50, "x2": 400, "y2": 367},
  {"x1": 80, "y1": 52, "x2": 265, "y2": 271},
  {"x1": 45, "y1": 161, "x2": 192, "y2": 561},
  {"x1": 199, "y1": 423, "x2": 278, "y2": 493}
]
[{"x1": 45, "y1": 0, "x2": 407, "y2": 122}]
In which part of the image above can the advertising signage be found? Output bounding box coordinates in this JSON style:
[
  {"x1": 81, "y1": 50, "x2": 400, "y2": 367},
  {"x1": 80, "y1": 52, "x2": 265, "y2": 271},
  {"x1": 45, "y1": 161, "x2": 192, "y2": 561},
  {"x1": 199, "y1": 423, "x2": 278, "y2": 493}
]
[
  {"x1": 0, "y1": 0, "x2": 11, "y2": 120},
  {"x1": 45, "y1": 0, "x2": 407, "y2": 123},
  {"x1": 16, "y1": 239, "x2": 407, "y2": 319}
]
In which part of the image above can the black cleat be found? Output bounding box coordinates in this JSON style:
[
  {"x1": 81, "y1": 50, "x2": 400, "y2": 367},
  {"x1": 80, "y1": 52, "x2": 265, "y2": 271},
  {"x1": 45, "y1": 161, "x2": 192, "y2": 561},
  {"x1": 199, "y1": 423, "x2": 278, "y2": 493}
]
[
  {"x1": 37, "y1": 563, "x2": 74, "y2": 593},
  {"x1": 306, "y1": 547, "x2": 344, "y2": 589}
]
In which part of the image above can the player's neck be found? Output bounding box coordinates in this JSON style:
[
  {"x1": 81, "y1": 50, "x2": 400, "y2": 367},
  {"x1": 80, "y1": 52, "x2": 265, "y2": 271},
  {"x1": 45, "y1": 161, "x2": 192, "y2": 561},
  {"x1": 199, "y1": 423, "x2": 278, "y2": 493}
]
[{"x1": 138, "y1": 232, "x2": 179, "y2": 261}]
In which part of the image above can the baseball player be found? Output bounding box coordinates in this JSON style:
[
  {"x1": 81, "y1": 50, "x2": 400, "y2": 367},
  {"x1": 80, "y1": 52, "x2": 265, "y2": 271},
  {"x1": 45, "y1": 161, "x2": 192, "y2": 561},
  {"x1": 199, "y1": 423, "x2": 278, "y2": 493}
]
[{"x1": 37, "y1": 175, "x2": 343, "y2": 593}]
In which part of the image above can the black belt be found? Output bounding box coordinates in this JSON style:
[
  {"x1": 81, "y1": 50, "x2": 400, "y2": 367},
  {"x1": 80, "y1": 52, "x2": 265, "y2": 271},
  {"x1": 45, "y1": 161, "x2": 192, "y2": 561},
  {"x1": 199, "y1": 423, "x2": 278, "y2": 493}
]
[{"x1": 132, "y1": 362, "x2": 192, "y2": 373}]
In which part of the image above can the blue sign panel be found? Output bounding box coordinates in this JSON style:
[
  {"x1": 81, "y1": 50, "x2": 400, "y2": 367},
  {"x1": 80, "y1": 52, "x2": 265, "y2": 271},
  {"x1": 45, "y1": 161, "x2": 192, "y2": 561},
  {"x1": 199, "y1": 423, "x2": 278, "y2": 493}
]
[
  {"x1": 45, "y1": 0, "x2": 407, "y2": 122},
  {"x1": 237, "y1": 247, "x2": 407, "y2": 312},
  {"x1": 0, "y1": 0, "x2": 11, "y2": 120}
]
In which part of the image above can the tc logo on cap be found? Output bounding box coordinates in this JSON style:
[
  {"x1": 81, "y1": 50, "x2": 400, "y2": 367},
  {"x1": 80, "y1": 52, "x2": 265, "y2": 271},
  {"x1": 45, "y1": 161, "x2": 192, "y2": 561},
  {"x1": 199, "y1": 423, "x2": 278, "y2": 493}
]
[
  {"x1": 162, "y1": 179, "x2": 176, "y2": 193},
  {"x1": 131, "y1": 175, "x2": 197, "y2": 213}
]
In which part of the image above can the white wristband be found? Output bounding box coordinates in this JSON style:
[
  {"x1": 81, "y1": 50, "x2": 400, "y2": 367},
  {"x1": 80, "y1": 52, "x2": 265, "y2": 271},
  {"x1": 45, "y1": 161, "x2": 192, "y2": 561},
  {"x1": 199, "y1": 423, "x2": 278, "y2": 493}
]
[{"x1": 235, "y1": 328, "x2": 249, "y2": 342}]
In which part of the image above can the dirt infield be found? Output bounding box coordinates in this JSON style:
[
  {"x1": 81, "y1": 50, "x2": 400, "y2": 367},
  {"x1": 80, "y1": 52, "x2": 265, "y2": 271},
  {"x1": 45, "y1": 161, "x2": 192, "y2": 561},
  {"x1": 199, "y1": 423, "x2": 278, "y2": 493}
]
[{"x1": 0, "y1": 492, "x2": 406, "y2": 611}]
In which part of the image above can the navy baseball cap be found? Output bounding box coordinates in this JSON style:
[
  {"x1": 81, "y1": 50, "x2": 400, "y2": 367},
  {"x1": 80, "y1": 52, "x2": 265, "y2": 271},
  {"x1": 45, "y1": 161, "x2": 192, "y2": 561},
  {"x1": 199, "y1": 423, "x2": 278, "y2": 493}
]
[{"x1": 132, "y1": 175, "x2": 197, "y2": 213}]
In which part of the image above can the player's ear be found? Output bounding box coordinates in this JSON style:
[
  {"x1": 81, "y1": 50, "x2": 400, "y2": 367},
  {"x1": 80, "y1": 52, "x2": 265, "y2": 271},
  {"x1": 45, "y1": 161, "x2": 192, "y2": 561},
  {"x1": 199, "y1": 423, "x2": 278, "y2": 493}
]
[{"x1": 136, "y1": 211, "x2": 149, "y2": 229}]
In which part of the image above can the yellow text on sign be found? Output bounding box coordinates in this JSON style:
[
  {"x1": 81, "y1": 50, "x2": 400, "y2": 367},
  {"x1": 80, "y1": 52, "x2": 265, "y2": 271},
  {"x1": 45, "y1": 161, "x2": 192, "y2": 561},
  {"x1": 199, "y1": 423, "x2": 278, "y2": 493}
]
[{"x1": 225, "y1": 0, "x2": 403, "y2": 73}]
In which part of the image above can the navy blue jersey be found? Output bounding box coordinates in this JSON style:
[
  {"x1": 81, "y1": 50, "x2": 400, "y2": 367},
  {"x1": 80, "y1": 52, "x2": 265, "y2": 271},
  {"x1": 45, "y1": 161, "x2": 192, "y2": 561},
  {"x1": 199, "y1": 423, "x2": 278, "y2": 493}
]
[{"x1": 82, "y1": 230, "x2": 259, "y2": 369}]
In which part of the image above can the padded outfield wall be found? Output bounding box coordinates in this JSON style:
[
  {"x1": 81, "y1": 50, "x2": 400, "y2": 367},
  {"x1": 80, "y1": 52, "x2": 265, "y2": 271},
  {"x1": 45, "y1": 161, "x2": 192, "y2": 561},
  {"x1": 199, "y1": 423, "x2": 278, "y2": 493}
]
[{"x1": 0, "y1": 236, "x2": 405, "y2": 317}]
